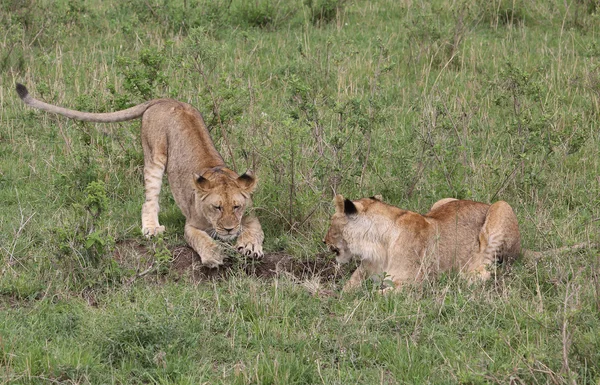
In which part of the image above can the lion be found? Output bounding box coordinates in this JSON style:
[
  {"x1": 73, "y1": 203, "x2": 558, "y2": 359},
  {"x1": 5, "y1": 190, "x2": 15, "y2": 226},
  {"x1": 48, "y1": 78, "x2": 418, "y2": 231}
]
[
  {"x1": 16, "y1": 83, "x2": 263, "y2": 267},
  {"x1": 324, "y1": 195, "x2": 522, "y2": 292}
]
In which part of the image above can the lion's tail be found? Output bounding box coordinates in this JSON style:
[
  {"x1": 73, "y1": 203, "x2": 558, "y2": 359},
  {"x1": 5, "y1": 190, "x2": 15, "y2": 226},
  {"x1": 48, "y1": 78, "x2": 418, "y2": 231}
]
[
  {"x1": 16, "y1": 83, "x2": 160, "y2": 123},
  {"x1": 523, "y1": 242, "x2": 597, "y2": 262}
]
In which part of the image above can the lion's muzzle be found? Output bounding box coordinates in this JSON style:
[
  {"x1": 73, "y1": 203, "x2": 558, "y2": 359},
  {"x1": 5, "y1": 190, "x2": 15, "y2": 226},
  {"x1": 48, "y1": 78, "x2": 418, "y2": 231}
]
[{"x1": 214, "y1": 227, "x2": 241, "y2": 241}]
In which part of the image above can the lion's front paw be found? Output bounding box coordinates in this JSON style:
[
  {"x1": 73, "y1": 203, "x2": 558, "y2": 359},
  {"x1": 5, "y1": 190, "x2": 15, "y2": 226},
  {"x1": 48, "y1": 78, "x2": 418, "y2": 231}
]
[
  {"x1": 235, "y1": 237, "x2": 264, "y2": 258},
  {"x1": 142, "y1": 225, "x2": 166, "y2": 238},
  {"x1": 380, "y1": 286, "x2": 397, "y2": 295},
  {"x1": 465, "y1": 264, "x2": 492, "y2": 283},
  {"x1": 200, "y1": 249, "x2": 225, "y2": 268}
]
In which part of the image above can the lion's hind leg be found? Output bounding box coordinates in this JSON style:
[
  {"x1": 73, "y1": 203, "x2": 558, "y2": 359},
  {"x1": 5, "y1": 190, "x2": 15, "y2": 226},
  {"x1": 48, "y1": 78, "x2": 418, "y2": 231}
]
[
  {"x1": 428, "y1": 198, "x2": 458, "y2": 213},
  {"x1": 141, "y1": 155, "x2": 167, "y2": 237},
  {"x1": 466, "y1": 201, "x2": 521, "y2": 281}
]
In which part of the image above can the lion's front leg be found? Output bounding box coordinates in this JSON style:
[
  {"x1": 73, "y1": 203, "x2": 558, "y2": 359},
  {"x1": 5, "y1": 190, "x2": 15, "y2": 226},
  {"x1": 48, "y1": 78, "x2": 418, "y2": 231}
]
[
  {"x1": 184, "y1": 223, "x2": 225, "y2": 268},
  {"x1": 235, "y1": 215, "x2": 264, "y2": 258},
  {"x1": 141, "y1": 153, "x2": 166, "y2": 237},
  {"x1": 342, "y1": 264, "x2": 368, "y2": 292}
]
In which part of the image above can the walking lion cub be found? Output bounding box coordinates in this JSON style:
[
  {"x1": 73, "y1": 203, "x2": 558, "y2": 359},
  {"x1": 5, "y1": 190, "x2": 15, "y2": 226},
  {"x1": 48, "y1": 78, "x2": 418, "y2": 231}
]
[
  {"x1": 16, "y1": 83, "x2": 263, "y2": 267},
  {"x1": 324, "y1": 195, "x2": 521, "y2": 292}
]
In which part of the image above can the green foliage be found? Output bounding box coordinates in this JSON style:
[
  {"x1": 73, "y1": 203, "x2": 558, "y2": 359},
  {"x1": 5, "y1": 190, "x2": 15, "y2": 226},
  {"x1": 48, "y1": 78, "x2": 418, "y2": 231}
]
[
  {"x1": 0, "y1": 274, "x2": 46, "y2": 302},
  {"x1": 116, "y1": 47, "x2": 167, "y2": 103},
  {"x1": 304, "y1": 0, "x2": 345, "y2": 26},
  {"x1": 183, "y1": 27, "x2": 222, "y2": 72},
  {"x1": 367, "y1": 272, "x2": 396, "y2": 292},
  {"x1": 0, "y1": 23, "x2": 25, "y2": 73},
  {"x1": 475, "y1": 0, "x2": 532, "y2": 27},
  {"x1": 569, "y1": 0, "x2": 600, "y2": 32},
  {"x1": 232, "y1": 0, "x2": 296, "y2": 30},
  {"x1": 56, "y1": 181, "x2": 115, "y2": 268},
  {"x1": 83, "y1": 181, "x2": 110, "y2": 218},
  {"x1": 150, "y1": 235, "x2": 173, "y2": 275}
]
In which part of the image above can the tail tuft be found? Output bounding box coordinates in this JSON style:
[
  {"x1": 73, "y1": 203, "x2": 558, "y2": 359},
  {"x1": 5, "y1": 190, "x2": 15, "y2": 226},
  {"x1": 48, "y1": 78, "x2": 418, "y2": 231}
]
[{"x1": 16, "y1": 83, "x2": 29, "y2": 99}]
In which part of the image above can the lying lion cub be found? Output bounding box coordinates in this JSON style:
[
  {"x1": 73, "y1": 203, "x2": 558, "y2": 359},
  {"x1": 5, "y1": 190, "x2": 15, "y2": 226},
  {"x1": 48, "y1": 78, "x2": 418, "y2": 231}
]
[
  {"x1": 16, "y1": 83, "x2": 263, "y2": 267},
  {"x1": 324, "y1": 195, "x2": 521, "y2": 292}
]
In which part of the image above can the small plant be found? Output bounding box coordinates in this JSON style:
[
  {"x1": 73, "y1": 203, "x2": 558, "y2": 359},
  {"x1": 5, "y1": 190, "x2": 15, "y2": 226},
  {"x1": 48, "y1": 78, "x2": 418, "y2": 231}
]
[
  {"x1": 150, "y1": 235, "x2": 172, "y2": 275},
  {"x1": 233, "y1": 0, "x2": 296, "y2": 30},
  {"x1": 115, "y1": 47, "x2": 167, "y2": 104},
  {"x1": 184, "y1": 27, "x2": 220, "y2": 74},
  {"x1": 304, "y1": 0, "x2": 344, "y2": 26},
  {"x1": 0, "y1": 23, "x2": 24, "y2": 72},
  {"x1": 570, "y1": 0, "x2": 600, "y2": 32},
  {"x1": 236, "y1": 0, "x2": 277, "y2": 29},
  {"x1": 56, "y1": 181, "x2": 115, "y2": 266},
  {"x1": 475, "y1": 0, "x2": 530, "y2": 28},
  {"x1": 369, "y1": 272, "x2": 396, "y2": 292}
]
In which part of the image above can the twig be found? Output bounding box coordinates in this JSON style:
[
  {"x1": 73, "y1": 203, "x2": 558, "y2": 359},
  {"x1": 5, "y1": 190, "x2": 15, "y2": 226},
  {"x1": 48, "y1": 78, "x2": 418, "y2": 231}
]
[
  {"x1": 419, "y1": 125, "x2": 456, "y2": 193},
  {"x1": 2, "y1": 190, "x2": 35, "y2": 270},
  {"x1": 490, "y1": 162, "x2": 520, "y2": 202},
  {"x1": 561, "y1": 279, "x2": 578, "y2": 385},
  {"x1": 28, "y1": 24, "x2": 46, "y2": 48},
  {"x1": 125, "y1": 262, "x2": 156, "y2": 286},
  {"x1": 359, "y1": 40, "x2": 385, "y2": 189},
  {"x1": 284, "y1": 119, "x2": 297, "y2": 227},
  {"x1": 406, "y1": 160, "x2": 427, "y2": 198},
  {"x1": 193, "y1": 60, "x2": 237, "y2": 171},
  {"x1": 290, "y1": 202, "x2": 320, "y2": 232}
]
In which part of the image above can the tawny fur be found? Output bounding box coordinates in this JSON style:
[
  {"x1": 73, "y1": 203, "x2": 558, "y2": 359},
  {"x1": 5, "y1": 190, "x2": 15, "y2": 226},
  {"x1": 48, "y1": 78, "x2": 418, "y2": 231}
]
[
  {"x1": 16, "y1": 83, "x2": 264, "y2": 267},
  {"x1": 324, "y1": 195, "x2": 521, "y2": 292}
]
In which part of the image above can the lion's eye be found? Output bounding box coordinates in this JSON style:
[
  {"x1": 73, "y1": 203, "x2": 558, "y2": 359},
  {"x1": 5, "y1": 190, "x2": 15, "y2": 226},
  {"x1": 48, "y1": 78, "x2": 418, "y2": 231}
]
[
  {"x1": 213, "y1": 205, "x2": 222, "y2": 211},
  {"x1": 233, "y1": 205, "x2": 241, "y2": 210}
]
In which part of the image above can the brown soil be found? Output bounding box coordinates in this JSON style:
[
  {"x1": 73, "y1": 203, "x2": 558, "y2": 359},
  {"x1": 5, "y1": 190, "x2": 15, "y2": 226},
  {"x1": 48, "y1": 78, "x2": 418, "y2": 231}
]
[{"x1": 113, "y1": 240, "x2": 354, "y2": 287}]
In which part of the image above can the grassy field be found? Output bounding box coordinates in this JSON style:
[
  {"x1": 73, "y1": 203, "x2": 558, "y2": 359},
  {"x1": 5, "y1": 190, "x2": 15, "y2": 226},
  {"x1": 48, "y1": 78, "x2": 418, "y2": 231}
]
[{"x1": 1, "y1": 0, "x2": 599, "y2": 383}]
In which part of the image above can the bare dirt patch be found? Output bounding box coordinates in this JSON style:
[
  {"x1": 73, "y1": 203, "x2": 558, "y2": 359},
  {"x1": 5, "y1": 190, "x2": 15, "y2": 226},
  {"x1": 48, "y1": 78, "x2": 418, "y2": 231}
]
[{"x1": 113, "y1": 240, "x2": 354, "y2": 288}]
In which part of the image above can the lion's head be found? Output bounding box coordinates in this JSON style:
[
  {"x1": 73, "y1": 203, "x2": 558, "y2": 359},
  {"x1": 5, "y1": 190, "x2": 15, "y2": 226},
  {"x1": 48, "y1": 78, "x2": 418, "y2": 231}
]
[
  {"x1": 193, "y1": 167, "x2": 257, "y2": 241},
  {"x1": 324, "y1": 194, "x2": 385, "y2": 263}
]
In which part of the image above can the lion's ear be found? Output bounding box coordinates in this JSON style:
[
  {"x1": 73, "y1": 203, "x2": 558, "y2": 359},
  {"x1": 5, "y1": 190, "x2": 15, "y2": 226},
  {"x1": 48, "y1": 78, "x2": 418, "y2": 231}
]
[
  {"x1": 334, "y1": 194, "x2": 358, "y2": 216},
  {"x1": 333, "y1": 194, "x2": 345, "y2": 213},
  {"x1": 372, "y1": 194, "x2": 383, "y2": 201},
  {"x1": 344, "y1": 199, "x2": 358, "y2": 216},
  {"x1": 194, "y1": 173, "x2": 212, "y2": 192},
  {"x1": 237, "y1": 170, "x2": 257, "y2": 193}
]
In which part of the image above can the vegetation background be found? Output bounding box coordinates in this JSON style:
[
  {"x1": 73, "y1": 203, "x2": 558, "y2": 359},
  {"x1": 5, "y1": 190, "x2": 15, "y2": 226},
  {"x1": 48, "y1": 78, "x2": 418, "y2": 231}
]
[{"x1": 1, "y1": 0, "x2": 599, "y2": 383}]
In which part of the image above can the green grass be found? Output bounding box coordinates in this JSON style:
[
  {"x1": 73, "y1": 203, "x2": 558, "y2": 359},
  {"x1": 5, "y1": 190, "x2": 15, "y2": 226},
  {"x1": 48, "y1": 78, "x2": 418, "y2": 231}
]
[{"x1": 1, "y1": 0, "x2": 599, "y2": 383}]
